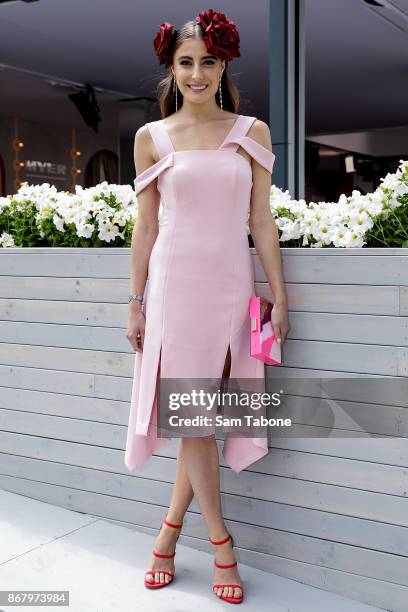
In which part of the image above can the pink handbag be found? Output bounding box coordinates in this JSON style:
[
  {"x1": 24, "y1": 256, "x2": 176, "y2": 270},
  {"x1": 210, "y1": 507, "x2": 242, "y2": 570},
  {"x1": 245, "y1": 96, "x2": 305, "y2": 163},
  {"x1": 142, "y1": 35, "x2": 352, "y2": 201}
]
[{"x1": 249, "y1": 295, "x2": 282, "y2": 365}]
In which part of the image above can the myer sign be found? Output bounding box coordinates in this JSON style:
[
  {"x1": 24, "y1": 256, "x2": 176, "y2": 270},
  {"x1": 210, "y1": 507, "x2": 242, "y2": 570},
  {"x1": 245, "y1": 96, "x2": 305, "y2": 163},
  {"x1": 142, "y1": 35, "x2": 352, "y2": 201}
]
[{"x1": 25, "y1": 161, "x2": 68, "y2": 181}]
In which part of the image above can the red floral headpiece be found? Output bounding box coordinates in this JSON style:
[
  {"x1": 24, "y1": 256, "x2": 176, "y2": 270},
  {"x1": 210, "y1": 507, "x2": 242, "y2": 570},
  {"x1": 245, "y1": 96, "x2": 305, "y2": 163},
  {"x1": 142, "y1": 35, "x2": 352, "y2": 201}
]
[
  {"x1": 153, "y1": 9, "x2": 240, "y2": 68},
  {"x1": 153, "y1": 22, "x2": 177, "y2": 68},
  {"x1": 195, "y1": 9, "x2": 240, "y2": 62}
]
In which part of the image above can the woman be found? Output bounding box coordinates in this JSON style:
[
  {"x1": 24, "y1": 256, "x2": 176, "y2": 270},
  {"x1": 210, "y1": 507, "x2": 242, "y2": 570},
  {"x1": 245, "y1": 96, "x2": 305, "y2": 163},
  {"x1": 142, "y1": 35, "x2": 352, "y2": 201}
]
[{"x1": 125, "y1": 9, "x2": 289, "y2": 605}]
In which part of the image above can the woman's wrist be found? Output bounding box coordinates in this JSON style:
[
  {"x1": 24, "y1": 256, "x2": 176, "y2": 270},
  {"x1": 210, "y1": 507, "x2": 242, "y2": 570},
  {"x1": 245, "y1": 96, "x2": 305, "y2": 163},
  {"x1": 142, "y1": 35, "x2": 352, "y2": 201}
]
[
  {"x1": 274, "y1": 294, "x2": 288, "y2": 306},
  {"x1": 129, "y1": 299, "x2": 143, "y2": 312}
]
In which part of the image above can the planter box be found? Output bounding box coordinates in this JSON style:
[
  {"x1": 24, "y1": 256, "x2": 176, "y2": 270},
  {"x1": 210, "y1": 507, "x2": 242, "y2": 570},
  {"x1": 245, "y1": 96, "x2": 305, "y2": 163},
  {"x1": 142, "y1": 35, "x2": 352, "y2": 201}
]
[{"x1": 0, "y1": 247, "x2": 407, "y2": 611}]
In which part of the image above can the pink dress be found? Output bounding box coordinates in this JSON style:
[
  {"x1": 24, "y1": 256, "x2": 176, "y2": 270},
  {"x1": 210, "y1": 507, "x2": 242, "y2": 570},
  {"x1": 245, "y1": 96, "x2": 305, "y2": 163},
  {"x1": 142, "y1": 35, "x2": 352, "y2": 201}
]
[{"x1": 125, "y1": 114, "x2": 276, "y2": 473}]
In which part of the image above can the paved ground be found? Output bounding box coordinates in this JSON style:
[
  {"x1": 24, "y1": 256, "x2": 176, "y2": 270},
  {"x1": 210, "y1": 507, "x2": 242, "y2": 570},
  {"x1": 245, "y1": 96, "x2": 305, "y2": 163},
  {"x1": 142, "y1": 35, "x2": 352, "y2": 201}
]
[{"x1": 0, "y1": 489, "x2": 385, "y2": 612}]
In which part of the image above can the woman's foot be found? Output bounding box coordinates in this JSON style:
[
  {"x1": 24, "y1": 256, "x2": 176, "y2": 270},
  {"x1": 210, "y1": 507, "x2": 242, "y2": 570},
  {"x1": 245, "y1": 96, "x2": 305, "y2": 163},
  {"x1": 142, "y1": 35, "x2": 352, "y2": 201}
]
[
  {"x1": 145, "y1": 519, "x2": 182, "y2": 586},
  {"x1": 211, "y1": 532, "x2": 243, "y2": 602}
]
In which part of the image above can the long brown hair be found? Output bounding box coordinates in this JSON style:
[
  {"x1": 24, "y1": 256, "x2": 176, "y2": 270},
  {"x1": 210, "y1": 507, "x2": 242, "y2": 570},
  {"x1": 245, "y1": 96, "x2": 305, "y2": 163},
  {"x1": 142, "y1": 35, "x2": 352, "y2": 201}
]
[{"x1": 156, "y1": 20, "x2": 240, "y2": 118}]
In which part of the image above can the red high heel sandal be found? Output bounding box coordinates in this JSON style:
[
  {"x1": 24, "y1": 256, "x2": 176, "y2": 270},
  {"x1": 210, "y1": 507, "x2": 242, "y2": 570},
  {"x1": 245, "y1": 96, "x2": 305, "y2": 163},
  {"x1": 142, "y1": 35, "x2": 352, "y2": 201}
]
[
  {"x1": 210, "y1": 532, "x2": 244, "y2": 604},
  {"x1": 144, "y1": 517, "x2": 183, "y2": 589}
]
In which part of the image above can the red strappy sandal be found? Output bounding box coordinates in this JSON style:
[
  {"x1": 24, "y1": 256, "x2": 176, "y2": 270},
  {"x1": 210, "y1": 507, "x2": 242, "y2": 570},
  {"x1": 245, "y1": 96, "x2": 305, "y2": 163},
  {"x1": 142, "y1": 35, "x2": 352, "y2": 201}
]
[
  {"x1": 144, "y1": 517, "x2": 183, "y2": 589},
  {"x1": 210, "y1": 532, "x2": 244, "y2": 604}
]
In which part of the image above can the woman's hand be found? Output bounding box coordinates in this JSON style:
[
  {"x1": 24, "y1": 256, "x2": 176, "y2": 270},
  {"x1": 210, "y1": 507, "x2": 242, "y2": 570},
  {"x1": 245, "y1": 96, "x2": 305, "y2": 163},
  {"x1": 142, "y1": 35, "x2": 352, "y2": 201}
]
[
  {"x1": 126, "y1": 304, "x2": 146, "y2": 353},
  {"x1": 271, "y1": 300, "x2": 289, "y2": 345}
]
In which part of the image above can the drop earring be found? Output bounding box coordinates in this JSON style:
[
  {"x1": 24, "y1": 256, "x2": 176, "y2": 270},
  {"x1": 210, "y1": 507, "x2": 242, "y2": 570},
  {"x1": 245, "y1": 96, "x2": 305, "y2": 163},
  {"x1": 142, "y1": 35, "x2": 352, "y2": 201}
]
[
  {"x1": 173, "y1": 75, "x2": 178, "y2": 112},
  {"x1": 218, "y1": 74, "x2": 223, "y2": 112}
]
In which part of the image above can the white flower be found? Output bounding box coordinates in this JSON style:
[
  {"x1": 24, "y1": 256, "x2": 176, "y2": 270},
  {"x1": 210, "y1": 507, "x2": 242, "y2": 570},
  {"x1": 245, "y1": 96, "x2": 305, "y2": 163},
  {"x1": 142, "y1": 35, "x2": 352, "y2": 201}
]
[
  {"x1": 348, "y1": 210, "x2": 374, "y2": 232},
  {"x1": 53, "y1": 214, "x2": 65, "y2": 232},
  {"x1": 0, "y1": 197, "x2": 12, "y2": 212},
  {"x1": 77, "y1": 223, "x2": 94, "y2": 239},
  {"x1": 112, "y1": 210, "x2": 127, "y2": 227},
  {"x1": 98, "y1": 221, "x2": 120, "y2": 242},
  {"x1": 0, "y1": 232, "x2": 15, "y2": 247}
]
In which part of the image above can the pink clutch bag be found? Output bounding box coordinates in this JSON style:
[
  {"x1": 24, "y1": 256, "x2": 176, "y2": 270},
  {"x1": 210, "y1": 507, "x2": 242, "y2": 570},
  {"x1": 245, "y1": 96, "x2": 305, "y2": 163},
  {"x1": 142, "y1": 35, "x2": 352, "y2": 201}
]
[{"x1": 249, "y1": 295, "x2": 282, "y2": 365}]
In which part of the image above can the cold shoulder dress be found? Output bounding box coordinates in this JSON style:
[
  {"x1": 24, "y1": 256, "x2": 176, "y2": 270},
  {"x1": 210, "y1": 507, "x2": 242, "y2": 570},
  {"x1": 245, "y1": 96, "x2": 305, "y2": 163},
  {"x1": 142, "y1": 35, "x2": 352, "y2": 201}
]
[{"x1": 125, "y1": 114, "x2": 276, "y2": 473}]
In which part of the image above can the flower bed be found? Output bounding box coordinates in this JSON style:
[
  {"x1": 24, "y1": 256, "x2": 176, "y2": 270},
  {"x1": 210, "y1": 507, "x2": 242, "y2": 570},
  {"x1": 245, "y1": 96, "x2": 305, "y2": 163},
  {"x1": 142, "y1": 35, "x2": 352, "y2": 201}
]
[{"x1": 1, "y1": 160, "x2": 407, "y2": 249}]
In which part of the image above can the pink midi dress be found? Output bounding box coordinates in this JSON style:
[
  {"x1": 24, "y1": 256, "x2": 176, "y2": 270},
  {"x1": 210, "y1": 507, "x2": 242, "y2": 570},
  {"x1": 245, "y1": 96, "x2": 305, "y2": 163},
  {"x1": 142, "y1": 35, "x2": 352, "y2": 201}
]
[{"x1": 125, "y1": 114, "x2": 276, "y2": 473}]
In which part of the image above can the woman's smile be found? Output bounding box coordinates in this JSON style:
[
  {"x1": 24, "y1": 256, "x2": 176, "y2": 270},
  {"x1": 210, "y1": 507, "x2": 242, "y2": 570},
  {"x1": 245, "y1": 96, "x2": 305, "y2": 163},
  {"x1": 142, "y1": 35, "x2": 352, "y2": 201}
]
[{"x1": 187, "y1": 84, "x2": 209, "y2": 92}]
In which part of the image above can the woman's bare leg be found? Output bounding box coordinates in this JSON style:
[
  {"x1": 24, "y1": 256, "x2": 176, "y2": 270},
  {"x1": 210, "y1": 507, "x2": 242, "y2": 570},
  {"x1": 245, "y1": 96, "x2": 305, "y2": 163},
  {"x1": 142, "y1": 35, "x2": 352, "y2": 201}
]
[
  {"x1": 181, "y1": 436, "x2": 242, "y2": 601},
  {"x1": 145, "y1": 440, "x2": 194, "y2": 585}
]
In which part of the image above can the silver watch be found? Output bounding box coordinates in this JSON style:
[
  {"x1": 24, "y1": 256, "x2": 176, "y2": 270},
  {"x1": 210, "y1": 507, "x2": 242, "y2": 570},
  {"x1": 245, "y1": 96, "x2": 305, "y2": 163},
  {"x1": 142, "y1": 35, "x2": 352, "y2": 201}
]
[{"x1": 128, "y1": 293, "x2": 144, "y2": 304}]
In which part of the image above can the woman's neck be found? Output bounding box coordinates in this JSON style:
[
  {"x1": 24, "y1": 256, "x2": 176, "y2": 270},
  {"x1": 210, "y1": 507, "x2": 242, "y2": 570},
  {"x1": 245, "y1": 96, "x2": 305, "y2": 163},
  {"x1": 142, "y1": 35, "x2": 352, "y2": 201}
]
[{"x1": 175, "y1": 102, "x2": 225, "y2": 122}]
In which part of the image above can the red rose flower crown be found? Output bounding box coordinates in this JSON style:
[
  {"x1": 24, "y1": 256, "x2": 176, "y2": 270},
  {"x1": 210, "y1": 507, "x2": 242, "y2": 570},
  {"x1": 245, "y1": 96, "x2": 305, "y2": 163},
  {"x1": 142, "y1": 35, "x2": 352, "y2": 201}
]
[{"x1": 153, "y1": 8, "x2": 240, "y2": 68}]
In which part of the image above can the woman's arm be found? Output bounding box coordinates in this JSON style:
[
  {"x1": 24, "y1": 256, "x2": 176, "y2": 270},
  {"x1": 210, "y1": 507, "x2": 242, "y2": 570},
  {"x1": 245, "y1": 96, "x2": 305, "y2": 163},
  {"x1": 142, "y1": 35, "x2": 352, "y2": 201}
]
[
  {"x1": 129, "y1": 126, "x2": 160, "y2": 304},
  {"x1": 127, "y1": 126, "x2": 161, "y2": 351},
  {"x1": 247, "y1": 120, "x2": 289, "y2": 344}
]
